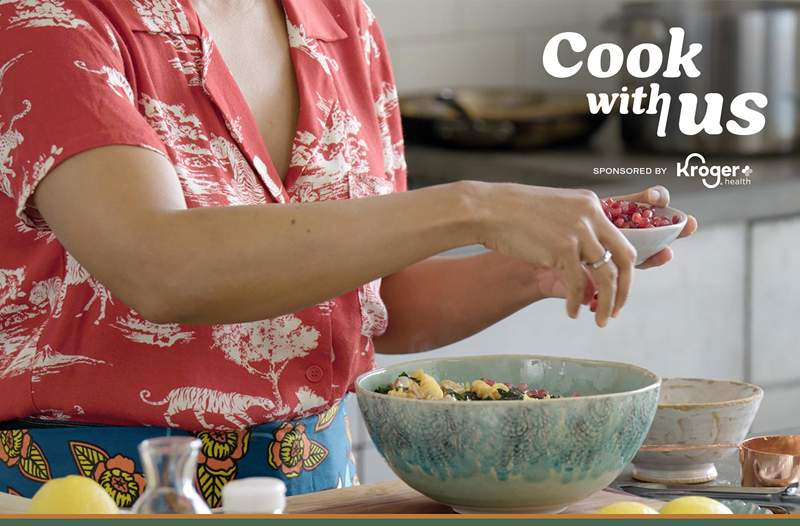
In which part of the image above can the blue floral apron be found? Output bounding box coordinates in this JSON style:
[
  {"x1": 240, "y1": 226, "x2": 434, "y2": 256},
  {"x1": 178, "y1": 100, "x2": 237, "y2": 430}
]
[{"x1": 0, "y1": 399, "x2": 357, "y2": 508}]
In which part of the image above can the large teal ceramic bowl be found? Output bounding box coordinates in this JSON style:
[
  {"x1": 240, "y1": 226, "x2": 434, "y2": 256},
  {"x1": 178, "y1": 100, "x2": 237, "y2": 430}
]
[{"x1": 356, "y1": 355, "x2": 660, "y2": 513}]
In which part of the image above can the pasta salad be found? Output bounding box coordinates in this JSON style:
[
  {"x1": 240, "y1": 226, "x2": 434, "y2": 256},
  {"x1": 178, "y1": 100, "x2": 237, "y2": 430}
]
[{"x1": 374, "y1": 369, "x2": 560, "y2": 401}]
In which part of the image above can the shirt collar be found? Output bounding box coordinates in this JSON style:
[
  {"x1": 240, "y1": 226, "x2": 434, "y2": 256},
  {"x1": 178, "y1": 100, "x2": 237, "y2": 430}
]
[
  {"x1": 277, "y1": 0, "x2": 349, "y2": 42},
  {"x1": 126, "y1": 0, "x2": 200, "y2": 36}
]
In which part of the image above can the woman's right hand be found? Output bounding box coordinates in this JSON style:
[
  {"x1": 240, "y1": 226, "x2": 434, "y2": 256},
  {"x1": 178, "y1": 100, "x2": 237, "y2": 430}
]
[{"x1": 473, "y1": 182, "x2": 638, "y2": 327}]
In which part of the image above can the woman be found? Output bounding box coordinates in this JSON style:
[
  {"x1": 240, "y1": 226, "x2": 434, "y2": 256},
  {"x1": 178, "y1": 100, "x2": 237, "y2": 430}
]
[{"x1": 0, "y1": 0, "x2": 696, "y2": 507}]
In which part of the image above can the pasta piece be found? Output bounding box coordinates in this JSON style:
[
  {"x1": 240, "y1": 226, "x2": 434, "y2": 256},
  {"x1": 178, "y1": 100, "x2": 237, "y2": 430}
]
[
  {"x1": 388, "y1": 389, "x2": 412, "y2": 398},
  {"x1": 411, "y1": 369, "x2": 444, "y2": 400},
  {"x1": 440, "y1": 379, "x2": 465, "y2": 394},
  {"x1": 489, "y1": 383, "x2": 510, "y2": 400},
  {"x1": 471, "y1": 380, "x2": 494, "y2": 400}
]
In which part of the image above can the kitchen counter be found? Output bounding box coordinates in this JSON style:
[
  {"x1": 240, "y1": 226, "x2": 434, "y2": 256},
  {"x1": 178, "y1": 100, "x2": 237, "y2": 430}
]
[{"x1": 283, "y1": 480, "x2": 662, "y2": 515}]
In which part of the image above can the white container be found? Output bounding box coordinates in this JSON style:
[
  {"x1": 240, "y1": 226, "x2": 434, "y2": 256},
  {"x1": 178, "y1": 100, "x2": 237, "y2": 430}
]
[
  {"x1": 222, "y1": 477, "x2": 286, "y2": 514},
  {"x1": 618, "y1": 206, "x2": 687, "y2": 266}
]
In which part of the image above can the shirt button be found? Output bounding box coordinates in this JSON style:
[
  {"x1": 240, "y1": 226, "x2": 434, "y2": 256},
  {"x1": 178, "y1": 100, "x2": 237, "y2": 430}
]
[{"x1": 305, "y1": 365, "x2": 324, "y2": 383}]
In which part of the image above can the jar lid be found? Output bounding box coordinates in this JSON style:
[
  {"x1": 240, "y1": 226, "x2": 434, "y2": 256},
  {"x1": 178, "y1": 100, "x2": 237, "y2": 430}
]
[{"x1": 222, "y1": 477, "x2": 287, "y2": 514}]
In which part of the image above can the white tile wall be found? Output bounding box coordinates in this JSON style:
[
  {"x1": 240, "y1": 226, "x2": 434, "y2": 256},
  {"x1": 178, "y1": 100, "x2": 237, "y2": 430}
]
[
  {"x1": 751, "y1": 217, "x2": 800, "y2": 385},
  {"x1": 367, "y1": 0, "x2": 627, "y2": 92},
  {"x1": 751, "y1": 383, "x2": 800, "y2": 434},
  {"x1": 369, "y1": 0, "x2": 462, "y2": 39},
  {"x1": 386, "y1": 33, "x2": 519, "y2": 92},
  {"x1": 459, "y1": 0, "x2": 581, "y2": 32}
]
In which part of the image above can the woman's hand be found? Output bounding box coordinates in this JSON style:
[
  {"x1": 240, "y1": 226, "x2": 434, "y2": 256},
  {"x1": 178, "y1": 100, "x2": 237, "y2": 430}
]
[
  {"x1": 611, "y1": 185, "x2": 698, "y2": 269},
  {"x1": 522, "y1": 185, "x2": 698, "y2": 312},
  {"x1": 476, "y1": 183, "x2": 637, "y2": 327}
]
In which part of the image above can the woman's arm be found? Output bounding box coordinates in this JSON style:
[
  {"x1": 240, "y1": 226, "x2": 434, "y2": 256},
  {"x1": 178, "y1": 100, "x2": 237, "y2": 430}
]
[
  {"x1": 34, "y1": 145, "x2": 637, "y2": 326},
  {"x1": 374, "y1": 252, "x2": 548, "y2": 355},
  {"x1": 34, "y1": 146, "x2": 477, "y2": 324}
]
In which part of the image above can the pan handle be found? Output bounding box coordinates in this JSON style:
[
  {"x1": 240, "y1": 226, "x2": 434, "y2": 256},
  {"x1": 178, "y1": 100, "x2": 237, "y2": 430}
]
[{"x1": 435, "y1": 88, "x2": 475, "y2": 122}]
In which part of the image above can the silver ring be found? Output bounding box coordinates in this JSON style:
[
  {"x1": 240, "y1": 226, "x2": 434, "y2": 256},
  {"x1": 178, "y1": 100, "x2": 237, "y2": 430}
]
[{"x1": 590, "y1": 249, "x2": 612, "y2": 270}]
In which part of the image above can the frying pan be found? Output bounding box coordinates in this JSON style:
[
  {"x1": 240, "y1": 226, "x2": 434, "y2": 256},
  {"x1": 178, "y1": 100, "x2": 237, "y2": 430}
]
[{"x1": 400, "y1": 88, "x2": 608, "y2": 150}]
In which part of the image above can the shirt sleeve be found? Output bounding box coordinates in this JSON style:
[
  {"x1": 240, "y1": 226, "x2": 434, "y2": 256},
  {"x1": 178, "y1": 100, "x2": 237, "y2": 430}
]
[
  {"x1": 0, "y1": 2, "x2": 167, "y2": 229},
  {"x1": 359, "y1": 0, "x2": 408, "y2": 193}
]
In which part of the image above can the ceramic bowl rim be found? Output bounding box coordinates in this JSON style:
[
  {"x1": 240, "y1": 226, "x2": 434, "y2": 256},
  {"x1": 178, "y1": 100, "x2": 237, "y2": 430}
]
[
  {"x1": 740, "y1": 435, "x2": 800, "y2": 458},
  {"x1": 617, "y1": 205, "x2": 688, "y2": 233},
  {"x1": 657, "y1": 377, "x2": 764, "y2": 409},
  {"x1": 355, "y1": 353, "x2": 661, "y2": 405}
]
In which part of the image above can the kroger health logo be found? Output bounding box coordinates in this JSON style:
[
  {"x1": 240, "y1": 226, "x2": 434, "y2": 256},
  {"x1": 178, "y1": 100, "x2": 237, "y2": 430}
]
[{"x1": 676, "y1": 153, "x2": 753, "y2": 189}]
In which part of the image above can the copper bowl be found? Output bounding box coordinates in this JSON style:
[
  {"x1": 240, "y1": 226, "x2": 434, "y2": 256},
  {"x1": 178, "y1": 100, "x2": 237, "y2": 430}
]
[{"x1": 740, "y1": 435, "x2": 800, "y2": 487}]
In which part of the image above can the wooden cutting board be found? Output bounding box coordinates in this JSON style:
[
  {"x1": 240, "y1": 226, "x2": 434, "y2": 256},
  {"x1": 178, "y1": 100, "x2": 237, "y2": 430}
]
[
  {"x1": 0, "y1": 480, "x2": 663, "y2": 515},
  {"x1": 284, "y1": 480, "x2": 663, "y2": 515}
]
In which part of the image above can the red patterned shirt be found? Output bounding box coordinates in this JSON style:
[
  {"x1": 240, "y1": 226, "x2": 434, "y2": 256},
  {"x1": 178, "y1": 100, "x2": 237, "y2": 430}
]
[{"x1": 0, "y1": 0, "x2": 406, "y2": 429}]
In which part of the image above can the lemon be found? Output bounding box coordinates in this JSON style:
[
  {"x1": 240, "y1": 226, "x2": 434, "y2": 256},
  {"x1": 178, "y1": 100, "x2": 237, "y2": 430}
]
[
  {"x1": 597, "y1": 501, "x2": 660, "y2": 514},
  {"x1": 28, "y1": 475, "x2": 119, "y2": 514},
  {"x1": 660, "y1": 496, "x2": 733, "y2": 515}
]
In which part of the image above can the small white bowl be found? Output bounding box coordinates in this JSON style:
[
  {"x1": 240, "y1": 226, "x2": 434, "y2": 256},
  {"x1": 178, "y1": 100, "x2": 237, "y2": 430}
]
[
  {"x1": 619, "y1": 206, "x2": 687, "y2": 266},
  {"x1": 632, "y1": 378, "x2": 763, "y2": 484}
]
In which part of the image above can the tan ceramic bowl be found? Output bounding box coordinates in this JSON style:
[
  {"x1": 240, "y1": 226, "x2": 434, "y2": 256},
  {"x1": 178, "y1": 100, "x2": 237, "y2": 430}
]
[{"x1": 632, "y1": 378, "x2": 763, "y2": 484}]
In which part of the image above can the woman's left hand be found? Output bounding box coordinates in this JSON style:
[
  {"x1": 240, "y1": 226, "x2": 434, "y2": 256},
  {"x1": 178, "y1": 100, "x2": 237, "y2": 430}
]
[{"x1": 613, "y1": 185, "x2": 698, "y2": 269}]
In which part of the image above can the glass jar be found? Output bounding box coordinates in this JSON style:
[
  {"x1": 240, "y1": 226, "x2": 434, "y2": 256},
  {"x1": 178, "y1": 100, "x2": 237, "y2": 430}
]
[{"x1": 132, "y1": 436, "x2": 211, "y2": 514}]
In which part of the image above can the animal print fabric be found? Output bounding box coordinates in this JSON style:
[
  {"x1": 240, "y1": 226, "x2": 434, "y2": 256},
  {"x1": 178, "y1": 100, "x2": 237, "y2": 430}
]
[
  {"x1": 0, "y1": 0, "x2": 406, "y2": 427},
  {"x1": 0, "y1": 399, "x2": 358, "y2": 504}
]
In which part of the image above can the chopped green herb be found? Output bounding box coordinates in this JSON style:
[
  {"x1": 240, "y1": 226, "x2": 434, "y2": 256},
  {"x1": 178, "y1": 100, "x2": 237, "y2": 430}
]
[
  {"x1": 375, "y1": 385, "x2": 392, "y2": 395},
  {"x1": 498, "y1": 387, "x2": 526, "y2": 400},
  {"x1": 444, "y1": 389, "x2": 467, "y2": 401}
]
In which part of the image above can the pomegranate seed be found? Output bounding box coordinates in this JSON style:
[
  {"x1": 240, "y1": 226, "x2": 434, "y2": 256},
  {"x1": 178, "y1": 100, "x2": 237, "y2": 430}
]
[
  {"x1": 528, "y1": 389, "x2": 547, "y2": 399},
  {"x1": 602, "y1": 199, "x2": 678, "y2": 230}
]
